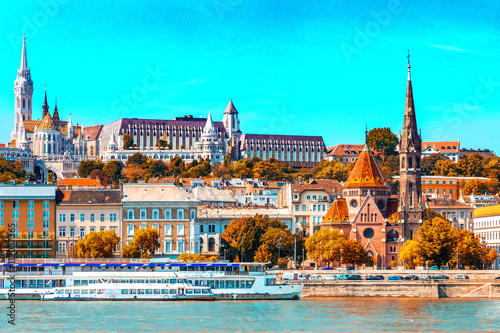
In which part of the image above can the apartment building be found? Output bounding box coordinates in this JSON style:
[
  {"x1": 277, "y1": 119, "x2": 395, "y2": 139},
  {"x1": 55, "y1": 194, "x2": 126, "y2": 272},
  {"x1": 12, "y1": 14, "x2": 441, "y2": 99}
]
[
  {"x1": 473, "y1": 204, "x2": 500, "y2": 269},
  {"x1": 0, "y1": 184, "x2": 57, "y2": 258}
]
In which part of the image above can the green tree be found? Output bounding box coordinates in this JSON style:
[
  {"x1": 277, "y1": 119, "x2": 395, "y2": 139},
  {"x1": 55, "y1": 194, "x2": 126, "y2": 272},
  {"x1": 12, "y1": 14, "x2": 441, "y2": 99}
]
[
  {"x1": 418, "y1": 216, "x2": 457, "y2": 268},
  {"x1": 305, "y1": 229, "x2": 346, "y2": 267},
  {"x1": 121, "y1": 227, "x2": 160, "y2": 258},
  {"x1": 367, "y1": 127, "x2": 398, "y2": 159},
  {"x1": 146, "y1": 159, "x2": 168, "y2": 178},
  {"x1": 126, "y1": 152, "x2": 148, "y2": 168},
  {"x1": 456, "y1": 153, "x2": 484, "y2": 177},
  {"x1": 76, "y1": 230, "x2": 120, "y2": 258},
  {"x1": 78, "y1": 159, "x2": 104, "y2": 178},
  {"x1": 103, "y1": 160, "x2": 123, "y2": 182},
  {"x1": 314, "y1": 161, "x2": 351, "y2": 182},
  {"x1": 421, "y1": 154, "x2": 447, "y2": 175},
  {"x1": 398, "y1": 240, "x2": 423, "y2": 269},
  {"x1": 156, "y1": 139, "x2": 171, "y2": 149},
  {"x1": 123, "y1": 133, "x2": 134, "y2": 150},
  {"x1": 168, "y1": 156, "x2": 186, "y2": 177},
  {"x1": 342, "y1": 239, "x2": 369, "y2": 266}
]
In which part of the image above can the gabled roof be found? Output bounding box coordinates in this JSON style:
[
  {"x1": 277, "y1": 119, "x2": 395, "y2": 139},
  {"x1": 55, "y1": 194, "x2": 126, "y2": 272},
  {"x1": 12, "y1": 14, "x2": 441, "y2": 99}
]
[
  {"x1": 425, "y1": 197, "x2": 471, "y2": 209},
  {"x1": 291, "y1": 178, "x2": 342, "y2": 195},
  {"x1": 322, "y1": 198, "x2": 349, "y2": 224},
  {"x1": 344, "y1": 145, "x2": 389, "y2": 189},
  {"x1": 422, "y1": 141, "x2": 459, "y2": 153},
  {"x1": 122, "y1": 183, "x2": 199, "y2": 202},
  {"x1": 83, "y1": 125, "x2": 103, "y2": 140},
  {"x1": 224, "y1": 99, "x2": 238, "y2": 115},
  {"x1": 59, "y1": 189, "x2": 121, "y2": 205},
  {"x1": 327, "y1": 144, "x2": 365, "y2": 157},
  {"x1": 38, "y1": 112, "x2": 56, "y2": 130}
]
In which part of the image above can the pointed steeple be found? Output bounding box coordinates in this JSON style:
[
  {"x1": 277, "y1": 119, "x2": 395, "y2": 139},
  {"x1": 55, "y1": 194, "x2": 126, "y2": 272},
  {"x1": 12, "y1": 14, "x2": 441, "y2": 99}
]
[
  {"x1": 203, "y1": 110, "x2": 216, "y2": 134},
  {"x1": 52, "y1": 97, "x2": 60, "y2": 122},
  {"x1": 401, "y1": 51, "x2": 420, "y2": 152},
  {"x1": 42, "y1": 86, "x2": 49, "y2": 117},
  {"x1": 224, "y1": 99, "x2": 238, "y2": 114},
  {"x1": 344, "y1": 142, "x2": 389, "y2": 189},
  {"x1": 108, "y1": 130, "x2": 118, "y2": 150},
  {"x1": 20, "y1": 34, "x2": 28, "y2": 72},
  {"x1": 17, "y1": 117, "x2": 29, "y2": 146}
]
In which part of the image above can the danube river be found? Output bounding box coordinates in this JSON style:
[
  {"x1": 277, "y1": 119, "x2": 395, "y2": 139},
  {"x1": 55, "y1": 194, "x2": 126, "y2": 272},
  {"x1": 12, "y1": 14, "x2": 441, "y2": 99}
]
[{"x1": 3, "y1": 298, "x2": 500, "y2": 332}]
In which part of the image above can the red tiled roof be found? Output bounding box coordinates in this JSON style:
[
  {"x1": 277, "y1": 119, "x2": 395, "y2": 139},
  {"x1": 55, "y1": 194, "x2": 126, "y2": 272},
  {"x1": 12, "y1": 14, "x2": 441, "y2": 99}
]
[
  {"x1": 57, "y1": 178, "x2": 100, "y2": 187},
  {"x1": 327, "y1": 144, "x2": 365, "y2": 157},
  {"x1": 422, "y1": 141, "x2": 459, "y2": 153},
  {"x1": 344, "y1": 145, "x2": 389, "y2": 189},
  {"x1": 322, "y1": 198, "x2": 349, "y2": 223},
  {"x1": 83, "y1": 125, "x2": 103, "y2": 140},
  {"x1": 425, "y1": 197, "x2": 470, "y2": 209},
  {"x1": 291, "y1": 178, "x2": 342, "y2": 194}
]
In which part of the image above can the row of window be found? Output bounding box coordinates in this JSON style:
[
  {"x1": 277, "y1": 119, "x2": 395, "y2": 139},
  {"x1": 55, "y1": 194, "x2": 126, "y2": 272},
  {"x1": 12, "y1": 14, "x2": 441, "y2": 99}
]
[
  {"x1": 427, "y1": 189, "x2": 453, "y2": 196},
  {"x1": 126, "y1": 209, "x2": 195, "y2": 220},
  {"x1": 294, "y1": 204, "x2": 328, "y2": 212},
  {"x1": 59, "y1": 213, "x2": 118, "y2": 223},
  {"x1": 4, "y1": 220, "x2": 50, "y2": 229},
  {"x1": 0, "y1": 201, "x2": 50, "y2": 209},
  {"x1": 475, "y1": 219, "x2": 500, "y2": 228},
  {"x1": 477, "y1": 231, "x2": 500, "y2": 241},
  {"x1": 59, "y1": 226, "x2": 118, "y2": 238},
  {"x1": 423, "y1": 180, "x2": 457, "y2": 185},
  {"x1": 295, "y1": 216, "x2": 324, "y2": 223},
  {"x1": 127, "y1": 223, "x2": 184, "y2": 237}
]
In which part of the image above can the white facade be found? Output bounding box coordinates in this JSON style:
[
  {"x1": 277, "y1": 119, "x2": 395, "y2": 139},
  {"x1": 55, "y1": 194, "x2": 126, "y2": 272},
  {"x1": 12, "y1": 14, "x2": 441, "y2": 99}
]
[{"x1": 473, "y1": 205, "x2": 500, "y2": 270}]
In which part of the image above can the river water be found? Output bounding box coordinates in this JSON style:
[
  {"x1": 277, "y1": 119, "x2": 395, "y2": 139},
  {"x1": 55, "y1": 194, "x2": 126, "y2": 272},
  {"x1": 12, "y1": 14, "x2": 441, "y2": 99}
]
[{"x1": 2, "y1": 298, "x2": 500, "y2": 332}]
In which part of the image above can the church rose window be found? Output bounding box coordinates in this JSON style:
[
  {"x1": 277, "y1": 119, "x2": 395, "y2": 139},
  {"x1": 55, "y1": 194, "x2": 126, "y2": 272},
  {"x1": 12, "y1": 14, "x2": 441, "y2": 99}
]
[
  {"x1": 363, "y1": 228, "x2": 374, "y2": 239},
  {"x1": 350, "y1": 200, "x2": 358, "y2": 208}
]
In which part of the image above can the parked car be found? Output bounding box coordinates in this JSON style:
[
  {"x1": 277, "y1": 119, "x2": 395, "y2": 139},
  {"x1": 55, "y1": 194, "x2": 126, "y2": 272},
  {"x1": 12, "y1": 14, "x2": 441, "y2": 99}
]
[
  {"x1": 321, "y1": 266, "x2": 334, "y2": 270},
  {"x1": 324, "y1": 275, "x2": 338, "y2": 280},
  {"x1": 346, "y1": 275, "x2": 362, "y2": 281},
  {"x1": 455, "y1": 275, "x2": 469, "y2": 280},
  {"x1": 495, "y1": 276, "x2": 500, "y2": 280},
  {"x1": 404, "y1": 275, "x2": 419, "y2": 281},
  {"x1": 430, "y1": 275, "x2": 449, "y2": 280},
  {"x1": 419, "y1": 275, "x2": 429, "y2": 281},
  {"x1": 338, "y1": 274, "x2": 350, "y2": 280},
  {"x1": 309, "y1": 275, "x2": 323, "y2": 282},
  {"x1": 429, "y1": 266, "x2": 440, "y2": 270},
  {"x1": 365, "y1": 275, "x2": 383, "y2": 281},
  {"x1": 388, "y1": 275, "x2": 403, "y2": 281},
  {"x1": 299, "y1": 266, "x2": 315, "y2": 270}
]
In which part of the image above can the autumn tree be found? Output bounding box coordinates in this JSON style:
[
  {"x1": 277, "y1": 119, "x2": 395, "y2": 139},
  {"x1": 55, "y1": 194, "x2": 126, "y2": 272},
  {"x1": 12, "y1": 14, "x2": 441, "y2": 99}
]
[
  {"x1": 89, "y1": 169, "x2": 110, "y2": 186},
  {"x1": 421, "y1": 154, "x2": 447, "y2": 175},
  {"x1": 47, "y1": 172, "x2": 54, "y2": 184},
  {"x1": 314, "y1": 161, "x2": 352, "y2": 182},
  {"x1": 156, "y1": 139, "x2": 171, "y2": 149},
  {"x1": 177, "y1": 253, "x2": 210, "y2": 262},
  {"x1": 462, "y1": 179, "x2": 489, "y2": 195},
  {"x1": 341, "y1": 239, "x2": 369, "y2": 267},
  {"x1": 423, "y1": 208, "x2": 445, "y2": 222},
  {"x1": 103, "y1": 160, "x2": 123, "y2": 183},
  {"x1": 146, "y1": 159, "x2": 168, "y2": 178},
  {"x1": 123, "y1": 133, "x2": 134, "y2": 150},
  {"x1": 121, "y1": 164, "x2": 147, "y2": 183},
  {"x1": 456, "y1": 153, "x2": 484, "y2": 177},
  {"x1": 398, "y1": 240, "x2": 423, "y2": 269},
  {"x1": 76, "y1": 230, "x2": 120, "y2": 258},
  {"x1": 366, "y1": 127, "x2": 398, "y2": 159},
  {"x1": 452, "y1": 229, "x2": 487, "y2": 269},
  {"x1": 121, "y1": 227, "x2": 160, "y2": 258},
  {"x1": 418, "y1": 216, "x2": 457, "y2": 268},
  {"x1": 0, "y1": 158, "x2": 29, "y2": 184},
  {"x1": 183, "y1": 158, "x2": 212, "y2": 178},
  {"x1": 305, "y1": 229, "x2": 346, "y2": 267},
  {"x1": 78, "y1": 159, "x2": 105, "y2": 178},
  {"x1": 168, "y1": 156, "x2": 186, "y2": 177},
  {"x1": 432, "y1": 159, "x2": 458, "y2": 177}
]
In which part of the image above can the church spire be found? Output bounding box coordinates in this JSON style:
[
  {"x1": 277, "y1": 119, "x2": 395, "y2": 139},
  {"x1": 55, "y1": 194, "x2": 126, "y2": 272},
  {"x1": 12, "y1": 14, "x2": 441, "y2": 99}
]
[
  {"x1": 20, "y1": 34, "x2": 28, "y2": 72},
  {"x1": 42, "y1": 86, "x2": 49, "y2": 117},
  {"x1": 203, "y1": 110, "x2": 216, "y2": 134},
  {"x1": 52, "y1": 97, "x2": 60, "y2": 121}
]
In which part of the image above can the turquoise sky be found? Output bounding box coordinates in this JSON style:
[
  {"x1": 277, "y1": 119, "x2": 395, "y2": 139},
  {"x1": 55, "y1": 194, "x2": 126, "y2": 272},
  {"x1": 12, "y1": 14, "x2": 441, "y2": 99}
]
[{"x1": 1, "y1": 1, "x2": 499, "y2": 153}]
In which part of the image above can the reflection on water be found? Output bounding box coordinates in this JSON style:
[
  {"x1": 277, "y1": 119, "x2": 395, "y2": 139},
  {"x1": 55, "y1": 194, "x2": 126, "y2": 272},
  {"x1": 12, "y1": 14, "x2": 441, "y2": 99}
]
[{"x1": 3, "y1": 298, "x2": 500, "y2": 332}]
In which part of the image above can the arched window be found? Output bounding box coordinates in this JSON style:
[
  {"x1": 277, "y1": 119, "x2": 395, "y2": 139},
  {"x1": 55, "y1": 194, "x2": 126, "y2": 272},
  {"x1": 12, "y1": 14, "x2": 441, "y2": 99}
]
[
  {"x1": 152, "y1": 209, "x2": 159, "y2": 220},
  {"x1": 199, "y1": 237, "x2": 204, "y2": 252},
  {"x1": 152, "y1": 223, "x2": 159, "y2": 231},
  {"x1": 409, "y1": 183, "x2": 413, "y2": 207},
  {"x1": 177, "y1": 209, "x2": 184, "y2": 220},
  {"x1": 140, "y1": 209, "x2": 147, "y2": 220},
  {"x1": 127, "y1": 210, "x2": 134, "y2": 220},
  {"x1": 408, "y1": 156, "x2": 413, "y2": 169},
  {"x1": 127, "y1": 224, "x2": 135, "y2": 236},
  {"x1": 165, "y1": 209, "x2": 171, "y2": 219},
  {"x1": 208, "y1": 238, "x2": 215, "y2": 252},
  {"x1": 177, "y1": 224, "x2": 184, "y2": 236},
  {"x1": 140, "y1": 223, "x2": 147, "y2": 229},
  {"x1": 190, "y1": 209, "x2": 196, "y2": 219},
  {"x1": 401, "y1": 156, "x2": 405, "y2": 169},
  {"x1": 165, "y1": 223, "x2": 172, "y2": 236}
]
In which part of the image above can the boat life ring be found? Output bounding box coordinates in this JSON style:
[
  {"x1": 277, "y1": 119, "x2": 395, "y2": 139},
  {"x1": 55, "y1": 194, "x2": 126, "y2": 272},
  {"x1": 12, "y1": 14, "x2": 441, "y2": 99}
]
[{"x1": 37, "y1": 272, "x2": 41, "y2": 275}]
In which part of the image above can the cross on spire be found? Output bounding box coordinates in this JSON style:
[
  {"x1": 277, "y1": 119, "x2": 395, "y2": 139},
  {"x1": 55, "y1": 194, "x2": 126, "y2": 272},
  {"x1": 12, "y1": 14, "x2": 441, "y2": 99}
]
[{"x1": 407, "y1": 49, "x2": 411, "y2": 81}]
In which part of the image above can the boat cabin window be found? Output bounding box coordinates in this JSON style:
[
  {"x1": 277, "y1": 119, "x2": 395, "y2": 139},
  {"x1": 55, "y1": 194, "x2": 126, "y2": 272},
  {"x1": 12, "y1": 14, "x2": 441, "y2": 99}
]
[
  {"x1": 186, "y1": 289, "x2": 194, "y2": 295},
  {"x1": 194, "y1": 289, "x2": 201, "y2": 294},
  {"x1": 89, "y1": 290, "x2": 96, "y2": 295},
  {"x1": 130, "y1": 290, "x2": 137, "y2": 294},
  {"x1": 138, "y1": 290, "x2": 145, "y2": 295},
  {"x1": 265, "y1": 278, "x2": 276, "y2": 286},
  {"x1": 81, "y1": 290, "x2": 89, "y2": 295},
  {"x1": 169, "y1": 279, "x2": 177, "y2": 284},
  {"x1": 161, "y1": 290, "x2": 168, "y2": 295},
  {"x1": 121, "y1": 289, "x2": 129, "y2": 295},
  {"x1": 169, "y1": 289, "x2": 176, "y2": 294},
  {"x1": 73, "y1": 289, "x2": 81, "y2": 294},
  {"x1": 154, "y1": 289, "x2": 161, "y2": 294},
  {"x1": 57, "y1": 289, "x2": 64, "y2": 295}
]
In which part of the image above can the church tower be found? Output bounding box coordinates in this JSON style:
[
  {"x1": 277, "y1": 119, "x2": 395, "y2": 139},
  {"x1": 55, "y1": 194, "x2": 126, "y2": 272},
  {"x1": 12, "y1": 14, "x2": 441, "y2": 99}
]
[
  {"x1": 223, "y1": 100, "x2": 242, "y2": 159},
  {"x1": 398, "y1": 52, "x2": 423, "y2": 241},
  {"x1": 12, "y1": 35, "x2": 34, "y2": 141}
]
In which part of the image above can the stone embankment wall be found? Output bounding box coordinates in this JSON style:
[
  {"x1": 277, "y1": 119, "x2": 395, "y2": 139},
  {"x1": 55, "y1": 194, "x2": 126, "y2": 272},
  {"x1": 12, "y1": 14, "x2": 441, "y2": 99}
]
[{"x1": 296, "y1": 282, "x2": 500, "y2": 298}]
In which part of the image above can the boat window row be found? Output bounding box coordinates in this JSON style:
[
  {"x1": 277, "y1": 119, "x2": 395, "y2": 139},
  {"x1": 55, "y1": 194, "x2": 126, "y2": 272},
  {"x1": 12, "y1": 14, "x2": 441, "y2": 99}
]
[
  {"x1": 190, "y1": 279, "x2": 254, "y2": 289},
  {"x1": 54, "y1": 288, "x2": 211, "y2": 295}
]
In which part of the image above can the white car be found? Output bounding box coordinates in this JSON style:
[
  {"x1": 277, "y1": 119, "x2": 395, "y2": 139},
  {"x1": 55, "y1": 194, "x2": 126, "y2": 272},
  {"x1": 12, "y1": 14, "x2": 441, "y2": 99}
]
[
  {"x1": 324, "y1": 275, "x2": 337, "y2": 280},
  {"x1": 308, "y1": 275, "x2": 323, "y2": 282}
]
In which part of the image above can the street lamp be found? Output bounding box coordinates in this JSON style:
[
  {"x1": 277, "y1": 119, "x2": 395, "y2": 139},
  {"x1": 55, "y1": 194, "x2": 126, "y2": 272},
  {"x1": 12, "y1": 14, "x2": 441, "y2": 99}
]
[{"x1": 277, "y1": 237, "x2": 282, "y2": 268}]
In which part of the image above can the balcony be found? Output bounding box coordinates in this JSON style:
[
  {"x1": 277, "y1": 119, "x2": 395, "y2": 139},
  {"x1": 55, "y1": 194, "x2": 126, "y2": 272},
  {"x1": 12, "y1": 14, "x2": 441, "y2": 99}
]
[
  {"x1": 12, "y1": 232, "x2": 55, "y2": 240},
  {"x1": 15, "y1": 245, "x2": 52, "y2": 250}
]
